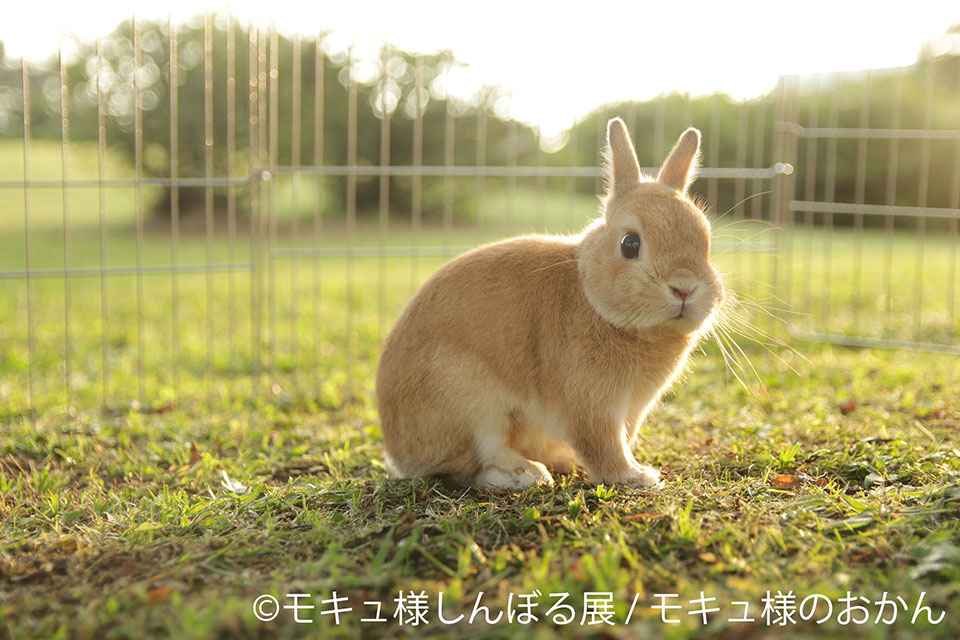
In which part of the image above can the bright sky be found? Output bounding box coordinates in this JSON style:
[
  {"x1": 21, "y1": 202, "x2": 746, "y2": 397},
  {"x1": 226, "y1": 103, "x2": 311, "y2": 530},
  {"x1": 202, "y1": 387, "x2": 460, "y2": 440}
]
[{"x1": 3, "y1": 1, "x2": 959, "y2": 137}]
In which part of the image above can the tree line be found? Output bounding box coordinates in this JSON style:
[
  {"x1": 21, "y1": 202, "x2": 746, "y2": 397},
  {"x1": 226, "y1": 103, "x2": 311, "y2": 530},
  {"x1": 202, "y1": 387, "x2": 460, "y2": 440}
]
[{"x1": 1, "y1": 17, "x2": 958, "y2": 227}]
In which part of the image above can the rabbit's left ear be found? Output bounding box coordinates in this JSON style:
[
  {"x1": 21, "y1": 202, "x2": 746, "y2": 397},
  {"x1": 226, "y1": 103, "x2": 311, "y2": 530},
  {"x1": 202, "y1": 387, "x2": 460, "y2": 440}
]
[
  {"x1": 657, "y1": 128, "x2": 701, "y2": 194},
  {"x1": 605, "y1": 118, "x2": 641, "y2": 198}
]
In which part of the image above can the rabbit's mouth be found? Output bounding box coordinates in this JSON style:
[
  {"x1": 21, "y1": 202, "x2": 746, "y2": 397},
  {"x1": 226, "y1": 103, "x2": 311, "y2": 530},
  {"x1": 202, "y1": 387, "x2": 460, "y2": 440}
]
[{"x1": 667, "y1": 305, "x2": 712, "y2": 335}]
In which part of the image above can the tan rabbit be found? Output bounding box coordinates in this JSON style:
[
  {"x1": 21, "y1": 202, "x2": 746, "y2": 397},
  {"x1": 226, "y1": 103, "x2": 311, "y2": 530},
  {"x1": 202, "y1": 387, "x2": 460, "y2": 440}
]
[{"x1": 376, "y1": 118, "x2": 724, "y2": 489}]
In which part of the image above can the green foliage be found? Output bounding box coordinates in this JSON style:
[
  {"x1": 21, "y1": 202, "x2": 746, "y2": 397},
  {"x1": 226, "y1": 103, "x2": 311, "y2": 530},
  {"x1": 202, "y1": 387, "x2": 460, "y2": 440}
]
[{"x1": 4, "y1": 17, "x2": 959, "y2": 232}]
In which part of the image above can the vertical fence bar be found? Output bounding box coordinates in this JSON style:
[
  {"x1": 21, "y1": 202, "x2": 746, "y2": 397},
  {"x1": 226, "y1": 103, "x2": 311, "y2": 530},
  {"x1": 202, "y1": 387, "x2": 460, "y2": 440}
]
[
  {"x1": 770, "y1": 76, "x2": 786, "y2": 324},
  {"x1": 751, "y1": 100, "x2": 766, "y2": 224},
  {"x1": 443, "y1": 84, "x2": 455, "y2": 252},
  {"x1": 248, "y1": 25, "x2": 261, "y2": 399},
  {"x1": 750, "y1": 98, "x2": 766, "y2": 305},
  {"x1": 21, "y1": 59, "x2": 35, "y2": 419},
  {"x1": 883, "y1": 70, "x2": 903, "y2": 337},
  {"x1": 732, "y1": 100, "x2": 747, "y2": 296},
  {"x1": 168, "y1": 19, "x2": 181, "y2": 399},
  {"x1": 475, "y1": 101, "x2": 486, "y2": 237},
  {"x1": 290, "y1": 32, "x2": 302, "y2": 379},
  {"x1": 733, "y1": 100, "x2": 747, "y2": 222},
  {"x1": 654, "y1": 96, "x2": 666, "y2": 164},
  {"x1": 802, "y1": 75, "x2": 821, "y2": 316},
  {"x1": 851, "y1": 73, "x2": 870, "y2": 335},
  {"x1": 59, "y1": 48, "x2": 72, "y2": 412},
  {"x1": 204, "y1": 13, "x2": 215, "y2": 408},
  {"x1": 506, "y1": 119, "x2": 517, "y2": 236},
  {"x1": 134, "y1": 18, "x2": 145, "y2": 406},
  {"x1": 785, "y1": 78, "x2": 801, "y2": 315},
  {"x1": 949, "y1": 117, "x2": 959, "y2": 343},
  {"x1": 411, "y1": 55, "x2": 423, "y2": 291},
  {"x1": 595, "y1": 111, "x2": 604, "y2": 196},
  {"x1": 536, "y1": 131, "x2": 546, "y2": 233},
  {"x1": 257, "y1": 25, "x2": 268, "y2": 394},
  {"x1": 268, "y1": 26, "x2": 279, "y2": 383},
  {"x1": 949, "y1": 67, "x2": 960, "y2": 343},
  {"x1": 345, "y1": 48, "x2": 358, "y2": 394},
  {"x1": 821, "y1": 89, "x2": 840, "y2": 328},
  {"x1": 96, "y1": 40, "x2": 109, "y2": 409},
  {"x1": 378, "y1": 45, "x2": 392, "y2": 345},
  {"x1": 913, "y1": 59, "x2": 934, "y2": 339},
  {"x1": 565, "y1": 120, "x2": 576, "y2": 231},
  {"x1": 777, "y1": 76, "x2": 799, "y2": 323},
  {"x1": 708, "y1": 98, "x2": 719, "y2": 211},
  {"x1": 226, "y1": 12, "x2": 237, "y2": 393},
  {"x1": 312, "y1": 34, "x2": 324, "y2": 394}
]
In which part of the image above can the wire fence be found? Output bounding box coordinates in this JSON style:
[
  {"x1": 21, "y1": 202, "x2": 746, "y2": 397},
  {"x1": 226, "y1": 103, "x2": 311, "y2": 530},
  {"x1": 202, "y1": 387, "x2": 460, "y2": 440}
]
[
  {"x1": 776, "y1": 64, "x2": 960, "y2": 355},
  {"x1": 1, "y1": 16, "x2": 957, "y2": 420}
]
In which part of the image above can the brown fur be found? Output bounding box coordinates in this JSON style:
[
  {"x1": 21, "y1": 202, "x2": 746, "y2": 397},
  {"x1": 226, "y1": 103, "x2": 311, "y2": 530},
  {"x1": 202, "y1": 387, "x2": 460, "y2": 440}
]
[{"x1": 376, "y1": 119, "x2": 724, "y2": 489}]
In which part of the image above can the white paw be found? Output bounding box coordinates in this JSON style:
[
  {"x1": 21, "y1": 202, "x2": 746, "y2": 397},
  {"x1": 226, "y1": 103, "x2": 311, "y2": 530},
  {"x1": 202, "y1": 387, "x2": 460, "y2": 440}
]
[
  {"x1": 475, "y1": 460, "x2": 554, "y2": 489},
  {"x1": 622, "y1": 465, "x2": 661, "y2": 488},
  {"x1": 595, "y1": 465, "x2": 661, "y2": 488}
]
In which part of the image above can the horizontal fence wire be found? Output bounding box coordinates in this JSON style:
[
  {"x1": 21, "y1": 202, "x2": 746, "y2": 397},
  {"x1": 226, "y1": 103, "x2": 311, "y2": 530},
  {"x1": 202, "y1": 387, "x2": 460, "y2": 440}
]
[
  {"x1": 0, "y1": 263, "x2": 253, "y2": 279},
  {"x1": 778, "y1": 123, "x2": 960, "y2": 139},
  {"x1": 269, "y1": 242, "x2": 777, "y2": 259},
  {"x1": 0, "y1": 165, "x2": 789, "y2": 189},
  {"x1": 790, "y1": 200, "x2": 960, "y2": 219}
]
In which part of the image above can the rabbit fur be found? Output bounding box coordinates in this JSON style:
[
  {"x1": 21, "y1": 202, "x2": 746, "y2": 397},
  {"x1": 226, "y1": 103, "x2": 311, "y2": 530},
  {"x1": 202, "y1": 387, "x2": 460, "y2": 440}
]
[{"x1": 376, "y1": 118, "x2": 724, "y2": 489}]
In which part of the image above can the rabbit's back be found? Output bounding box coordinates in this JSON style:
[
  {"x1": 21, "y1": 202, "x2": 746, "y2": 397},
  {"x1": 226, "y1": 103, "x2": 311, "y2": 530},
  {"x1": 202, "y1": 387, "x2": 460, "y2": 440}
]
[{"x1": 379, "y1": 235, "x2": 582, "y2": 397}]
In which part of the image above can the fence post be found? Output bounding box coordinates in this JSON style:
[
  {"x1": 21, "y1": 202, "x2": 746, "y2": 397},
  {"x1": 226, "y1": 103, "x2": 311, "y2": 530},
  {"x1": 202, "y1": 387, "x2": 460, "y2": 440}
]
[{"x1": 772, "y1": 75, "x2": 799, "y2": 326}]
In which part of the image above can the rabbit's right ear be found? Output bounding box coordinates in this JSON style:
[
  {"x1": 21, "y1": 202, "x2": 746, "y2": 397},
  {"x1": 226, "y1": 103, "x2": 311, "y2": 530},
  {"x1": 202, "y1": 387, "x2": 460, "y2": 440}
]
[
  {"x1": 657, "y1": 128, "x2": 701, "y2": 194},
  {"x1": 605, "y1": 118, "x2": 641, "y2": 199}
]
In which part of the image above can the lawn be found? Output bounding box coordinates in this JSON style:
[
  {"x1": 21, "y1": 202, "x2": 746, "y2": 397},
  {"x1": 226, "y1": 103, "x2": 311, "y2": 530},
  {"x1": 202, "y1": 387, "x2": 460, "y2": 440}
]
[{"x1": 2, "y1": 143, "x2": 959, "y2": 638}]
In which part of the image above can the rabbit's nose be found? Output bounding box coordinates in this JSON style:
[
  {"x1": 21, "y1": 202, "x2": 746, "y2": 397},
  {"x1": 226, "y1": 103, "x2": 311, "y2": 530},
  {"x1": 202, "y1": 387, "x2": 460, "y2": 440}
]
[{"x1": 670, "y1": 286, "x2": 695, "y2": 302}]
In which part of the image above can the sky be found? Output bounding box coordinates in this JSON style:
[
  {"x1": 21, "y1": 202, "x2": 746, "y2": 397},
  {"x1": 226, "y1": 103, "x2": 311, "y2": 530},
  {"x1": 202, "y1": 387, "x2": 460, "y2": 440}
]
[{"x1": 2, "y1": 1, "x2": 959, "y2": 137}]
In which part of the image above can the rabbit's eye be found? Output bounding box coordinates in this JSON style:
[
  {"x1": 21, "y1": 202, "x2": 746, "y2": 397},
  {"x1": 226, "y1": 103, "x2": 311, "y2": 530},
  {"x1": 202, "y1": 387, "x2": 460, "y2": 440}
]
[{"x1": 620, "y1": 232, "x2": 641, "y2": 259}]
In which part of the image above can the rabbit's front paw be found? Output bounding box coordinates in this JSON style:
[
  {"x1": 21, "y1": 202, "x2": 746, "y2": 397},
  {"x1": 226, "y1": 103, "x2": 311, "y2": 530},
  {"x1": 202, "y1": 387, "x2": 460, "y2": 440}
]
[
  {"x1": 475, "y1": 459, "x2": 554, "y2": 489},
  {"x1": 624, "y1": 465, "x2": 661, "y2": 487},
  {"x1": 606, "y1": 465, "x2": 661, "y2": 489}
]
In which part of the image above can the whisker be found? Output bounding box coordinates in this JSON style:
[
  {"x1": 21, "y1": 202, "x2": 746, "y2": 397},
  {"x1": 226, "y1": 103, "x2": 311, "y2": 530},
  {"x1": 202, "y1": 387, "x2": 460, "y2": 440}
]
[
  {"x1": 719, "y1": 314, "x2": 809, "y2": 370},
  {"x1": 710, "y1": 328, "x2": 753, "y2": 394},
  {"x1": 716, "y1": 323, "x2": 766, "y2": 385},
  {"x1": 712, "y1": 190, "x2": 771, "y2": 225}
]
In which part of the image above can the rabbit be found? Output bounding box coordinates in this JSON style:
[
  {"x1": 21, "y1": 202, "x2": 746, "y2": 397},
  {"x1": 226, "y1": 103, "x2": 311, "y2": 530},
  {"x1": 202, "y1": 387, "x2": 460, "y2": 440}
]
[{"x1": 376, "y1": 118, "x2": 724, "y2": 489}]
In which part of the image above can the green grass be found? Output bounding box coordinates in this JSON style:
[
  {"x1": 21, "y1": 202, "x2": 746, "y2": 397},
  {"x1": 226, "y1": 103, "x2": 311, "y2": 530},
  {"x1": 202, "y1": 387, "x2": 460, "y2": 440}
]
[{"x1": 2, "y1": 143, "x2": 960, "y2": 638}]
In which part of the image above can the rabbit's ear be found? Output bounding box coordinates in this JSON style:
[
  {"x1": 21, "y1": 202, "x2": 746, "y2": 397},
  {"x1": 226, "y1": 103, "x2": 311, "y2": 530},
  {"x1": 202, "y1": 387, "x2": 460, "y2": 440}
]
[
  {"x1": 605, "y1": 118, "x2": 641, "y2": 198},
  {"x1": 657, "y1": 128, "x2": 701, "y2": 194}
]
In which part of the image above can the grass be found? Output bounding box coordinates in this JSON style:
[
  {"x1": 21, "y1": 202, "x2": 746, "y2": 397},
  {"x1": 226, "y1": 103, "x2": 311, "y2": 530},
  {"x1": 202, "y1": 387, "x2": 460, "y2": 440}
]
[
  {"x1": 2, "y1": 143, "x2": 960, "y2": 638},
  {"x1": 3, "y1": 331, "x2": 959, "y2": 638}
]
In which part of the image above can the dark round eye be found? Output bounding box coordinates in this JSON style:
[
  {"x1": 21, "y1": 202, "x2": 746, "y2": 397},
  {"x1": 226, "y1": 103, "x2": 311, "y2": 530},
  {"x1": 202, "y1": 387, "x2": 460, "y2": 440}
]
[{"x1": 620, "y1": 232, "x2": 641, "y2": 259}]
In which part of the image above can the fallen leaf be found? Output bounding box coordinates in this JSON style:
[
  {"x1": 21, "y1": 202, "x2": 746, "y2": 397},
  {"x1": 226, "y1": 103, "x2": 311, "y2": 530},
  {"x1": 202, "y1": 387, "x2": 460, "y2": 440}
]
[
  {"x1": 189, "y1": 443, "x2": 201, "y2": 465},
  {"x1": 147, "y1": 586, "x2": 174, "y2": 604},
  {"x1": 771, "y1": 474, "x2": 801, "y2": 488},
  {"x1": 698, "y1": 552, "x2": 717, "y2": 563},
  {"x1": 838, "y1": 399, "x2": 856, "y2": 415},
  {"x1": 626, "y1": 512, "x2": 663, "y2": 521}
]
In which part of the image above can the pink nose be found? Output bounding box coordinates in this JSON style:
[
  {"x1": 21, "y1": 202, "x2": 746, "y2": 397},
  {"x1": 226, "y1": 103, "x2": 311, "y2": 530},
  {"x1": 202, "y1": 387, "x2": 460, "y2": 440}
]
[{"x1": 670, "y1": 286, "x2": 693, "y2": 302}]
